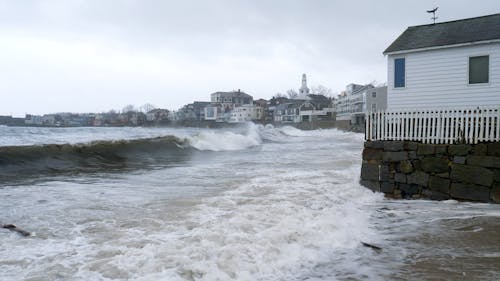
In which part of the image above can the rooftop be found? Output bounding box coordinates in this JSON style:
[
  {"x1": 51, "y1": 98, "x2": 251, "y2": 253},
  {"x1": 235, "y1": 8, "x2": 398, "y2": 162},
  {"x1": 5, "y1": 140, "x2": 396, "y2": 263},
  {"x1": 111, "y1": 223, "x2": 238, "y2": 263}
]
[{"x1": 384, "y1": 13, "x2": 500, "y2": 54}]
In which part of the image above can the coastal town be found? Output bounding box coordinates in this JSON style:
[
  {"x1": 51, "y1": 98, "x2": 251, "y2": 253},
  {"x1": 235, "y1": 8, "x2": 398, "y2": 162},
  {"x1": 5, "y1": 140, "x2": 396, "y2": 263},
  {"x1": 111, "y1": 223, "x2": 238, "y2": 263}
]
[
  {"x1": 2, "y1": 2, "x2": 500, "y2": 280},
  {"x1": 0, "y1": 74, "x2": 387, "y2": 131}
]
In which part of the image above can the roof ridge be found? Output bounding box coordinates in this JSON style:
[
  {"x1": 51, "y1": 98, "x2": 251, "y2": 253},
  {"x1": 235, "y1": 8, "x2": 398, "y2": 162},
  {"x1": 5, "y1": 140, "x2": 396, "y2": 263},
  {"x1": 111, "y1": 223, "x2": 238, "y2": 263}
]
[{"x1": 408, "y1": 12, "x2": 500, "y2": 29}]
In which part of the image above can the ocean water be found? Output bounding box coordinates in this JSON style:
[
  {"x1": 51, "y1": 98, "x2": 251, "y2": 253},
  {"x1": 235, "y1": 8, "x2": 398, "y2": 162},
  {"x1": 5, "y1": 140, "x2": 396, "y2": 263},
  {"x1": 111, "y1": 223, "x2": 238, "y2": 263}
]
[{"x1": 0, "y1": 124, "x2": 499, "y2": 281}]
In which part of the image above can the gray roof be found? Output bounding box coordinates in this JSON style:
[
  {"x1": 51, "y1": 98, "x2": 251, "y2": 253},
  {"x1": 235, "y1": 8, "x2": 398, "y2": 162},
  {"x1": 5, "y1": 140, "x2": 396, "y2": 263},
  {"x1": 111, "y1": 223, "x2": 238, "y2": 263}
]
[
  {"x1": 211, "y1": 91, "x2": 252, "y2": 98},
  {"x1": 384, "y1": 13, "x2": 500, "y2": 54}
]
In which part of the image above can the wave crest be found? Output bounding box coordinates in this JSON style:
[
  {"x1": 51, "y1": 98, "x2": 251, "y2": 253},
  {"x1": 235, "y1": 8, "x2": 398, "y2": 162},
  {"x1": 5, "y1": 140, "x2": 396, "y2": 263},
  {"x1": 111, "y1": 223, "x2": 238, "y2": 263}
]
[
  {"x1": 187, "y1": 124, "x2": 262, "y2": 151},
  {"x1": 0, "y1": 136, "x2": 188, "y2": 181}
]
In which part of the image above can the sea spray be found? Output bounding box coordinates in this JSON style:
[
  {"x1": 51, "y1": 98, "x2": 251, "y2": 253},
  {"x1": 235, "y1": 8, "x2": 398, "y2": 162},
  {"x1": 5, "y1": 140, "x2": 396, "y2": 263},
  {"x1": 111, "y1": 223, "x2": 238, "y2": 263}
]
[{"x1": 187, "y1": 123, "x2": 263, "y2": 151}]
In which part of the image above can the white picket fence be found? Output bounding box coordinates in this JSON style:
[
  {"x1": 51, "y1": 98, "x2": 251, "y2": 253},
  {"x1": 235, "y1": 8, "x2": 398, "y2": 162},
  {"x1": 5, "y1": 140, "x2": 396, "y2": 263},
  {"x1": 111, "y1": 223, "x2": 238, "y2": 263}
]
[{"x1": 365, "y1": 106, "x2": 500, "y2": 144}]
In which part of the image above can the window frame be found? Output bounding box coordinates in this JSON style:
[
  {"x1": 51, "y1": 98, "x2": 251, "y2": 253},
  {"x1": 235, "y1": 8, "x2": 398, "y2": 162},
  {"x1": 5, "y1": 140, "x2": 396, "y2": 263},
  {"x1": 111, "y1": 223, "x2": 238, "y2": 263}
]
[
  {"x1": 394, "y1": 57, "x2": 406, "y2": 89},
  {"x1": 468, "y1": 55, "x2": 490, "y2": 85}
]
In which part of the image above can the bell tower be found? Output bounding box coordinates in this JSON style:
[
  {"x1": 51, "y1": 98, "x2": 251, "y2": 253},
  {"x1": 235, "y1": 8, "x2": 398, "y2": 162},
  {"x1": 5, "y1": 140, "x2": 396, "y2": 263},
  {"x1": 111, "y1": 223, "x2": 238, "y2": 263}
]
[{"x1": 299, "y1": 73, "x2": 310, "y2": 95}]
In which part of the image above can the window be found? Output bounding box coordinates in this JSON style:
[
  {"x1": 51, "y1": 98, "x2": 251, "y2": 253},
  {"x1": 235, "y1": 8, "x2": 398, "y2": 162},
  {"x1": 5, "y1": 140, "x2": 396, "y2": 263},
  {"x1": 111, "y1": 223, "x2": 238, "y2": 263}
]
[
  {"x1": 371, "y1": 103, "x2": 376, "y2": 112},
  {"x1": 394, "y1": 58, "x2": 405, "y2": 88},
  {"x1": 469, "y1": 56, "x2": 489, "y2": 84},
  {"x1": 372, "y1": 92, "x2": 376, "y2": 98}
]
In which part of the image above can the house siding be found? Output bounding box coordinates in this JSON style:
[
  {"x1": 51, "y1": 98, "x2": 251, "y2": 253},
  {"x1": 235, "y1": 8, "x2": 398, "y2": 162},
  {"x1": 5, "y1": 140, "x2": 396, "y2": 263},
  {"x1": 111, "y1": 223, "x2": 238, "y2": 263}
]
[
  {"x1": 387, "y1": 42, "x2": 500, "y2": 110},
  {"x1": 366, "y1": 86, "x2": 387, "y2": 112}
]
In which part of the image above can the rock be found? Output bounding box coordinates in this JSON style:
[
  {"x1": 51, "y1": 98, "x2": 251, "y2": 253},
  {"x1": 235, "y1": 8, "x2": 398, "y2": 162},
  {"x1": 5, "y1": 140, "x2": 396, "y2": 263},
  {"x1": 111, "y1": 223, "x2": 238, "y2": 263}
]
[
  {"x1": 417, "y1": 144, "x2": 435, "y2": 155},
  {"x1": 379, "y1": 165, "x2": 391, "y2": 181},
  {"x1": 362, "y1": 148, "x2": 383, "y2": 161},
  {"x1": 467, "y1": 156, "x2": 500, "y2": 169},
  {"x1": 407, "y1": 171, "x2": 430, "y2": 187},
  {"x1": 384, "y1": 141, "x2": 404, "y2": 152},
  {"x1": 491, "y1": 183, "x2": 500, "y2": 203},
  {"x1": 399, "y1": 160, "x2": 413, "y2": 174},
  {"x1": 428, "y1": 176, "x2": 450, "y2": 194},
  {"x1": 448, "y1": 144, "x2": 472, "y2": 156},
  {"x1": 408, "y1": 151, "x2": 418, "y2": 159},
  {"x1": 394, "y1": 173, "x2": 406, "y2": 183},
  {"x1": 487, "y1": 142, "x2": 500, "y2": 157},
  {"x1": 382, "y1": 151, "x2": 408, "y2": 162},
  {"x1": 361, "y1": 242, "x2": 382, "y2": 252},
  {"x1": 1, "y1": 224, "x2": 30, "y2": 237},
  {"x1": 435, "y1": 172, "x2": 449, "y2": 178},
  {"x1": 393, "y1": 189, "x2": 402, "y2": 199},
  {"x1": 412, "y1": 160, "x2": 422, "y2": 171},
  {"x1": 473, "y1": 143, "x2": 487, "y2": 156},
  {"x1": 361, "y1": 163, "x2": 379, "y2": 181},
  {"x1": 400, "y1": 184, "x2": 420, "y2": 197},
  {"x1": 494, "y1": 169, "x2": 500, "y2": 182},
  {"x1": 420, "y1": 157, "x2": 449, "y2": 173},
  {"x1": 453, "y1": 156, "x2": 466, "y2": 164},
  {"x1": 364, "y1": 141, "x2": 385, "y2": 149},
  {"x1": 381, "y1": 181, "x2": 395, "y2": 193},
  {"x1": 404, "y1": 141, "x2": 418, "y2": 151},
  {"x1": 421, "y1": 189, "x2": 432, "y2": 199},
  {"x1": 429, "y1": 190, "x2": 451, "y2": 201},
  {"x1": 451, "y1": 164, "x2": 494, "y2": 187},
  {"x1": 360, "y1": 180, "x2": 380, "y2": 192},
  {"x1": 435, "y1": 145, "x2": 447, "y2": 155},
  {"x1": 450, "y1": 182, "x2": 490, "y2": 202}
]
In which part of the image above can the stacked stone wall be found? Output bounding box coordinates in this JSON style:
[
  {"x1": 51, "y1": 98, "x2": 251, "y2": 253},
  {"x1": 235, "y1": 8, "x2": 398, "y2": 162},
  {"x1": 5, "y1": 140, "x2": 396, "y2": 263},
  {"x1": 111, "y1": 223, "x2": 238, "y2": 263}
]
[{"x1": 360, "y1": 141, "x2": 500, "y2": 203}]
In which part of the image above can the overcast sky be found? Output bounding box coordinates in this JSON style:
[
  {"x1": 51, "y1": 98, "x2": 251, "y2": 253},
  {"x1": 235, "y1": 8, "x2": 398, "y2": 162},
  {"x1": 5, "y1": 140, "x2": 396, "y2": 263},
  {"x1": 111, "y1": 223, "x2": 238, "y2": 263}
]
[{"x1": 1, "y1": 0, "x2": 499, "y2": 116}]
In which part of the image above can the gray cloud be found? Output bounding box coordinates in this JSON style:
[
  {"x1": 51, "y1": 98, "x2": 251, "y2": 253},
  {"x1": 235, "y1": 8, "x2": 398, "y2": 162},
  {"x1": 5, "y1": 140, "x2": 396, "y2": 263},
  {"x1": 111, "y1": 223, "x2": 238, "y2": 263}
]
[{"x1": 1, "y1": 0, "x2": 499, "y2": 115}]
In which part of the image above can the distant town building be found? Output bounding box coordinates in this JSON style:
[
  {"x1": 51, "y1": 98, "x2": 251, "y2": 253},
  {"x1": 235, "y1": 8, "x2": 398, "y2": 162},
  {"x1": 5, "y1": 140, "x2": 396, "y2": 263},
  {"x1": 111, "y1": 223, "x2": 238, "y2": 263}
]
[
  {"x1": 272, "y1": 74, "x2": 334, "y2": 124},
  {"x1": 228, "y1": 104, "x2": 264, "y2": 123},
  {"x1": 0, "y1": 115, "x2": 24, "y2": 126},
  {"x1": 177, "y1": 101, "x2": 211, "y2": 123},
  {"x1": 274, "y1": 94, "x2": 334, "y2": 124},
  {"x1": 146, "y1": 108, "x2": 170, "y2": 125},
  {"x1": 335, "y1": 84, "x2": 387, "y2": 130},
  {"x1": 205, "y1": 89, "x2": 254, "y2": 122},
  {"x1": 24, "y1": 114, "x2": 43, "y2": 126},
  {"x1": 210, "y1": 90, "x2": 253, "y2": 110}
]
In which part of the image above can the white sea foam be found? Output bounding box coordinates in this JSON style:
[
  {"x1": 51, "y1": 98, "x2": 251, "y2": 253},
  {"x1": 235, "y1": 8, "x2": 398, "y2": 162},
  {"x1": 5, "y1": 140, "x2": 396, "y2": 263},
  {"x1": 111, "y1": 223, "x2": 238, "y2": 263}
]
[
  {"x1": 3, "y1": 126, "x2": 498, "y2": 280},
  {"x1": 187, "y1": 123, "x2": 263, "y2": 151}
]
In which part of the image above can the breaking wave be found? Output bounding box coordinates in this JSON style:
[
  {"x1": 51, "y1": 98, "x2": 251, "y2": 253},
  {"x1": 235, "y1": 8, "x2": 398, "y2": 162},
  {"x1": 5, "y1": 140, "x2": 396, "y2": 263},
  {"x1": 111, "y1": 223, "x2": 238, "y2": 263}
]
[
  {"x1": 0, "y1": 124, "x2": 268, "y2": 181},
  {"x1": 0, "y1": 124, "x2": 359, "y2": 182},
  {"x1": 0, "y1": 136, "x2": 187, "y2": 180},
  {"x1": 188, "y1": 124, "x2": 262, "y2": 151}
]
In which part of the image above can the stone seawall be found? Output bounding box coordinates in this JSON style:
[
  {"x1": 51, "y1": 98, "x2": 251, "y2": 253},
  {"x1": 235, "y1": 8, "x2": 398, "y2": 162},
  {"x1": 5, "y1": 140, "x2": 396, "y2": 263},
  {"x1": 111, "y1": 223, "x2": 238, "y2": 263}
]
[{"x1": 360, "y1": 141, "x2": 500, "y2": 203}]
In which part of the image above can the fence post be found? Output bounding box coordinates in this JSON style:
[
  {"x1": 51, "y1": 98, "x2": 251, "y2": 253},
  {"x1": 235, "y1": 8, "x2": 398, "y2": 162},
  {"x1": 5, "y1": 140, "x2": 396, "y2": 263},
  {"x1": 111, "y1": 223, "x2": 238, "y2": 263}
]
[{"x1": 497, "y1": 106, "x2": 500, "y2": 141}]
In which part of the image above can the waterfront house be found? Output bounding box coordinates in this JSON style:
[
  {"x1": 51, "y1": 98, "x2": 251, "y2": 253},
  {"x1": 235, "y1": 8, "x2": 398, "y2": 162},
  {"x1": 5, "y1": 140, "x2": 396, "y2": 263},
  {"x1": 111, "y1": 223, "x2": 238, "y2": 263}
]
[
  {"x1": 367, "y1": 13, "x2": 500, "y2": 144},
  {"x1": 177, "y1": 101, "x2": 210, "y2": 123},
  {"x1": 274, "y1": 96, "x2": 333, "y2": 124},
  {"x1": 205, "y1": 90, "x2": 254, "y2": 122},
  {"x1": 362, "y1": 13, "x2": 500, "y2": 203},
  {"x1": 384, "y1": 13, "x2": 500, "y2": 110},
  {"x1": 228, "y1": 104, "x2": 264, "y2": 123}
]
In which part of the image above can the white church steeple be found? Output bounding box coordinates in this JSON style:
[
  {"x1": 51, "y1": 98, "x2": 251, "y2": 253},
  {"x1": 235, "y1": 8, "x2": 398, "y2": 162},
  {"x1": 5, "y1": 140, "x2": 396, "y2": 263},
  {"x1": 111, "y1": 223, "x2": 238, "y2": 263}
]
[{"x1": 299, "y1": 73, "x2": 310, "y2": 95}]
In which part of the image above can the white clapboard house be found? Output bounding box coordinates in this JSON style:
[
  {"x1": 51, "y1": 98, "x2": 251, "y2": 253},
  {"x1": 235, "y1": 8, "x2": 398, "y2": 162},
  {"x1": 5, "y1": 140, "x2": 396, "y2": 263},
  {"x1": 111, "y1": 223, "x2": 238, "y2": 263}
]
[{"x1": 366, "y1": 13, "x2": 500, "y2": 144}]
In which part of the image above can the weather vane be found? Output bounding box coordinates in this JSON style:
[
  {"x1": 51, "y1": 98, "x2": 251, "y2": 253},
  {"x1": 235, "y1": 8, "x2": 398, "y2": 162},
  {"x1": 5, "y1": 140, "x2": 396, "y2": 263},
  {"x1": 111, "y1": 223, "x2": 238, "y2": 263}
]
[{"x1": 427, "y1": 7, "x2": 438, "y2": 24}]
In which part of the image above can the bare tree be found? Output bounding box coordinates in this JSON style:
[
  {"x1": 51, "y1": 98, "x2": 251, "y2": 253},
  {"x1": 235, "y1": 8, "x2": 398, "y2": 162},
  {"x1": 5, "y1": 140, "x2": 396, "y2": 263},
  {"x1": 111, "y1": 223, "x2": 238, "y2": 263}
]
[
  {"x1": 311, "y1": 85, "x2": 333, "y2": 97},
  {"x1": 122, "y1": 104, "x2": 136, "y2": 113},
  {"x1": 273, "y1": 92, "x2": 286, "y2": 98},
  {"x1": 286, "y1": 89, "x2": 298, "y2": 99},
  {"x1": 140, "y1": 103, "x2": 156, "y2": 113}
]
